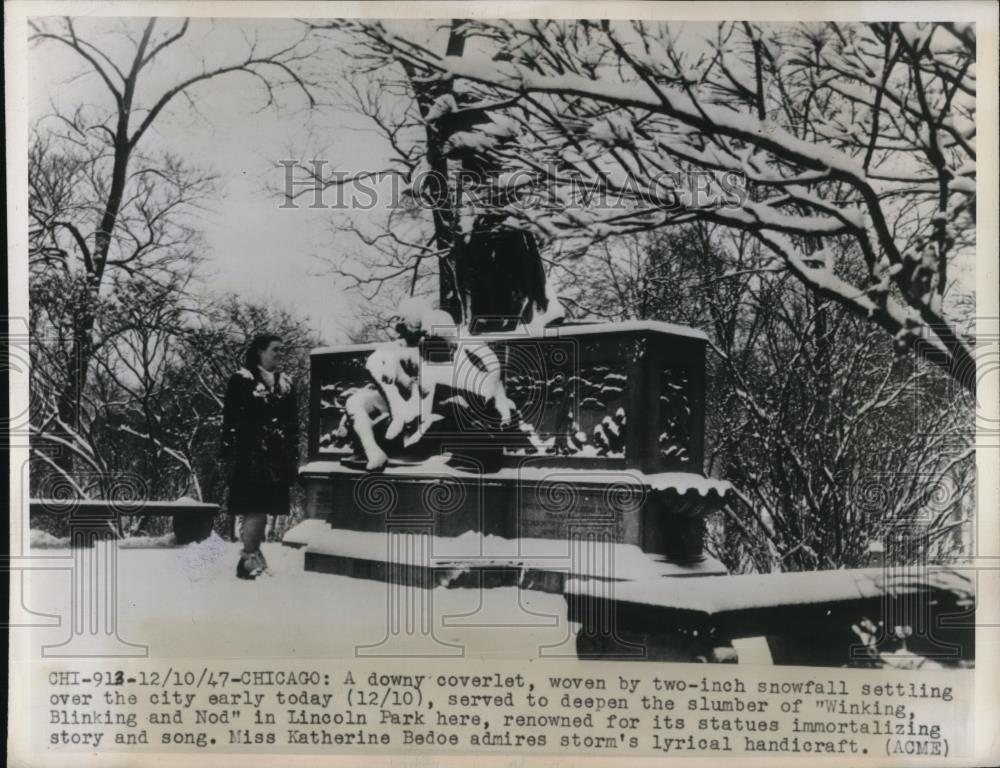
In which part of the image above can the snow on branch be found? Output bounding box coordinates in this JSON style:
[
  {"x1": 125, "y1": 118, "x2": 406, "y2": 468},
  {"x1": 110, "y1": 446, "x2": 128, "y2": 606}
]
[{"x1": 337, "y1": 19, "x2": 975, "y2": 390}]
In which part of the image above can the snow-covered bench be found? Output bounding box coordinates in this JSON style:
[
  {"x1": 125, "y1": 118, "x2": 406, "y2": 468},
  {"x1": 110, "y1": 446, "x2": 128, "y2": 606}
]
[
  {"x1": 29, "y1": 497, "x2": 219, "y2": 546},
  {"x1": 566, "y1": 566, "x2": 975, "y2": 665}
]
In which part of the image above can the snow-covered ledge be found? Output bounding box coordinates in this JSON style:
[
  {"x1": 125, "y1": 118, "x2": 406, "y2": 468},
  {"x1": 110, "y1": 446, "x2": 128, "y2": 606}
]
[
  {"x1": 283, "y1": 519, "x2": 727, "y2": 593},
  {"x1": 298, "y1": 459, "x2": 732, "y2": 497}
]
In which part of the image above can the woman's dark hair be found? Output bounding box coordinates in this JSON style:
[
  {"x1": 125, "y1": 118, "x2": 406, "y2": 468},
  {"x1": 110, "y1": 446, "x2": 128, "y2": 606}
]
[{"x1": 244, "y1": 334, "x2": 283, "y2": 370}]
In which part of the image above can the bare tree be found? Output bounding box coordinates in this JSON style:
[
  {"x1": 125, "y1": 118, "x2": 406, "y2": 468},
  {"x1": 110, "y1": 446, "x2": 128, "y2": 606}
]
[
  {"x1": 581, "y1": 223, "x2": 974, "y2": 572},
  {"x1": 29, "y1": 16, "x2": 317, "y2": 441},
  {"x1": 29, "y1": 123, "x2": 213, "y2": 489}
]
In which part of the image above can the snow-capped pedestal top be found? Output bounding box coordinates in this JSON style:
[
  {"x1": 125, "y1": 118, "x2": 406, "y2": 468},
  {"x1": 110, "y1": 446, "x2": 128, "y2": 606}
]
[{"x1": 310, "y1": 319, "x2": 708, "y2": 356}]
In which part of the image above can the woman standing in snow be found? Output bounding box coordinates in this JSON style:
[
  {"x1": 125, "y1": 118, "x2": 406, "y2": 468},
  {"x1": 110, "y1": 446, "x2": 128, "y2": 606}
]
[{"x1": 221, "y1": 334, "x2": 299, "y2": 579}]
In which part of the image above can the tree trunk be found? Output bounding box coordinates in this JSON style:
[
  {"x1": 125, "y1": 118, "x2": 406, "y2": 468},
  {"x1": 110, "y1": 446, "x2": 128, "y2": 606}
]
[
  {"x1": 54, "y1": 27, "x2": 146, "y2": 440},
  {"x1": 397, "y1": 20, "x2": 467, "y2": 319}
]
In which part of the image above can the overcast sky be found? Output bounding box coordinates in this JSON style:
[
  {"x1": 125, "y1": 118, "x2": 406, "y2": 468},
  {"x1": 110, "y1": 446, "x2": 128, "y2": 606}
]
[{"x1": 28, "y1": 16, "x2": 416, "y2": 344}]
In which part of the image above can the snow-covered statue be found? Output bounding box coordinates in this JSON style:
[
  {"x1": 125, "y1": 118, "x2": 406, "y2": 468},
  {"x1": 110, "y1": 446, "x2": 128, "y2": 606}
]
[
  {"x1": 421, "y1": 85, "x2": 566, "y2": 332},
  {"x1": 337, "y1": 387, "x2": 392, "y2": 472},
  {"x1": 337, "y1": 82, "x2": 571, "y2": 470},
  {"x1": 340, "y1": 297, "x2": 519, "y2": 471},
  {"x1": 450, "y1": 221, "x2": 565, "y2": 333}
]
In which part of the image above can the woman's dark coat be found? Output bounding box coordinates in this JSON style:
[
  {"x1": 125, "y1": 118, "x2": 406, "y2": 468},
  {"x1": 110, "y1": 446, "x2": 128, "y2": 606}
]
[{"x1": 220, "y1": 367, "x2": 298, "y2": 515}]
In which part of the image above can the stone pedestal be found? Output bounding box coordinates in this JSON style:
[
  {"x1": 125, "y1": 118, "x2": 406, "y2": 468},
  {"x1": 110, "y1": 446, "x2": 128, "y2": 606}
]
[
  {"x1": 291, "y1": 461, "x2": 729, "y2": 578},
  {"x1": 286, "y1": 322, "x2": 733, "y2": 594}
]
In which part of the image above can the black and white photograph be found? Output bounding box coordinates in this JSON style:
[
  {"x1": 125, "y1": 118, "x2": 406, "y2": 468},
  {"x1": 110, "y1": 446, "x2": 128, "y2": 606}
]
[{"x1": 5, "y1": 1, "x2": 998, "y2": 764}]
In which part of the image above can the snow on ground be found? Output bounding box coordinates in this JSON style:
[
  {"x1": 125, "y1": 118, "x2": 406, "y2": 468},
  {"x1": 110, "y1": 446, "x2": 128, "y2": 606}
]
[
  {"x1": 21, "y1": 534, "x2": 575, "y2": 660},
  {"x1": 28, "y1": 529, "x2": 73, "y2": 548},
  {"x1": 30, "y1": 528, "x2": 179, "y2": 549}
]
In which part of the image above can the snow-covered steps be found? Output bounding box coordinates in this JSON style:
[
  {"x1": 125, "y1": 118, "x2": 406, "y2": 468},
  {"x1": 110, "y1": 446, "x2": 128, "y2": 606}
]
[{"x1": 283, "y1": 519, "x2": 726, "y2": 594}]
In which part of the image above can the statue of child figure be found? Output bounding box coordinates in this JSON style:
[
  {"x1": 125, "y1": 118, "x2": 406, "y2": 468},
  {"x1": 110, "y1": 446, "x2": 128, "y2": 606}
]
[{"x1": 339, "y1": 297, "x2": 516, "y2": 471}]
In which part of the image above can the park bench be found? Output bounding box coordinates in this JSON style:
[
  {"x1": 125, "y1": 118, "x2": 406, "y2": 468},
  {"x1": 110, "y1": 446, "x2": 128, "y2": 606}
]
[{"x1": 29, "y1": 497, "x2": 219, "y2": 546}]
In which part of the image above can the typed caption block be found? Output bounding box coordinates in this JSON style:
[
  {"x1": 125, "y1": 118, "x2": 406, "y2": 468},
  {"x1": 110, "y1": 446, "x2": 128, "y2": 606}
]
[{"x1": 14, "y1": 659, "x2": 972, "y2": 760}]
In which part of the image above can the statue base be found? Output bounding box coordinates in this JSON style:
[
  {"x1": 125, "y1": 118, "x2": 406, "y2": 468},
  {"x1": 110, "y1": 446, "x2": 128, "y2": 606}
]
[{"x1": 284, "y1": 459, "x2": 731, "y2": 592}]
